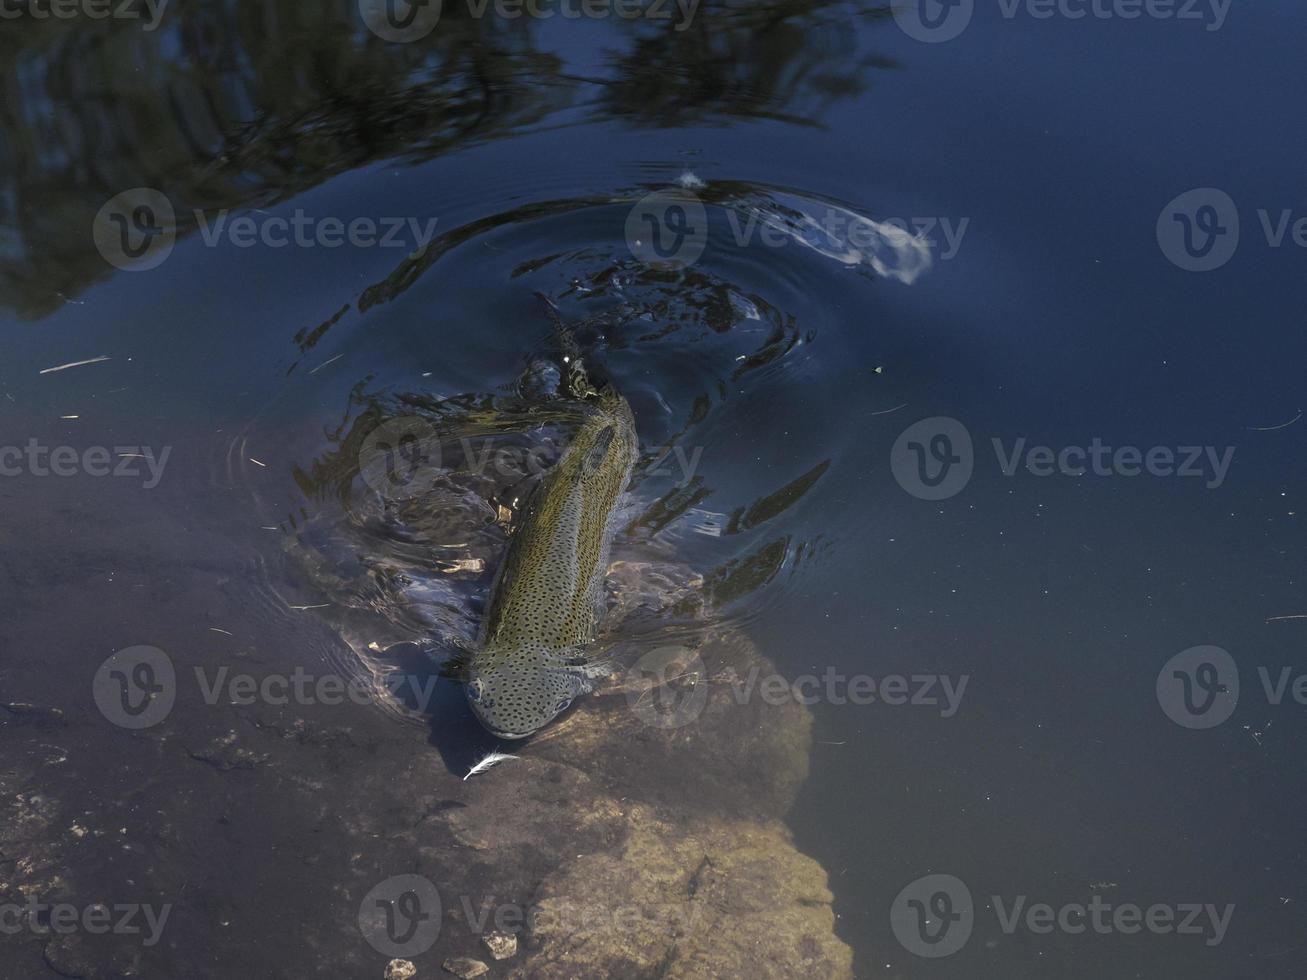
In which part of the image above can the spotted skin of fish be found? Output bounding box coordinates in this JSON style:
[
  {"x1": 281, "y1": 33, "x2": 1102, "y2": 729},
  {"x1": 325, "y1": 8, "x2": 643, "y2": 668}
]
[{"x1": 467, "y1": 388, "x2": 638, "y2": 738}]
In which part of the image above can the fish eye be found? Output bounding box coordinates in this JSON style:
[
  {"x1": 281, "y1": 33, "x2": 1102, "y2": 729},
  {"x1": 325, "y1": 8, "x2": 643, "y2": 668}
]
[{"x1": 555, "y1": 698, "x2": 572, "y2": 713}]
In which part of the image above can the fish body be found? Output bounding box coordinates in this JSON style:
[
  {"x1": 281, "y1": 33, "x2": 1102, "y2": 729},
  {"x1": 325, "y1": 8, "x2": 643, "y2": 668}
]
[{"x1": 466, "y1": 388, "x2": 638, "y2": 738}]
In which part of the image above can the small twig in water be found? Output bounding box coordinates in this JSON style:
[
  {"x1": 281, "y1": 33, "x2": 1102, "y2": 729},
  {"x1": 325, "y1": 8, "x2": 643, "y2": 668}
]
[
  {"x1": 1246, "y1": 410, "x2": 1302, "y2": 432},
  {"x1": 39, "y1": 355, "x2": 111, "y2": 375}
]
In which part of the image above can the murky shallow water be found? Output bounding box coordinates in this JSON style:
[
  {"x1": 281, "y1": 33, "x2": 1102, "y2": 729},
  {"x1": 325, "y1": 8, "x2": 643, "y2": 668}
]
[{"x1": 3, "y1": 2, "x2": 1307, "y2": 978}]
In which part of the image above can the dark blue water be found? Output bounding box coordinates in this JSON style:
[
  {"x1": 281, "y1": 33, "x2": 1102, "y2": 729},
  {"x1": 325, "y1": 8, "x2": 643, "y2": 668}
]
[{"x1": 2, "y1": 2, "x2": 1305, "y2": 978}]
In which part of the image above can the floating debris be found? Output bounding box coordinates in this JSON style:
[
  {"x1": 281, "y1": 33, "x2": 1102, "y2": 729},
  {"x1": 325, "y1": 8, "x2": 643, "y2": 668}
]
[
  {"x1": 437, "y1": 558, "x2": 485, "y2": 574},
  {"x1": 309, "y1": 353, "x2": 343, "y2": 375},
  {"x1": 248, "y1": 458, "x2": 267, "y2": 467},
  {"x1": 39, "y1": 355, "x2": 111, "y2": 375},
  {"x1": 464, "y1": 751, "x2": 517, "y2": 780}
]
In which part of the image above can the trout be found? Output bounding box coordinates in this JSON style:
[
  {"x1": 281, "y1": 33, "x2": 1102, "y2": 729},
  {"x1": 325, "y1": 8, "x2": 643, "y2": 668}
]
[{"x1": 466, "y1": 385, "x2": 638, "y2": 738}]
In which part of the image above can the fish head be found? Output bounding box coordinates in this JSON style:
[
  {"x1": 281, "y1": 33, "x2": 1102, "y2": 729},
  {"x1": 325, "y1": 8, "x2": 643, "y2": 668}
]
[{"x1": 465, "y1": 649, "x2": 589, "y2": 739}]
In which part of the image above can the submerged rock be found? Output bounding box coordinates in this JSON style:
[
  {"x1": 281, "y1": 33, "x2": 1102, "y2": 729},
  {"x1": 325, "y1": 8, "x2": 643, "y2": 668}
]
[
  {"x1": 442, "y1": 957, "x2": 489, "y2": 979},
  {"x1": 384, "y1": 959, "x2": 417, "y2": 980},
  {"x1": 513, "y1": 805, "x2": 851, "y2": 980},
  {"x1": 432, "y1": 621, "x2": 851, "y2": 979},
  {"x1": 482, "y1": 931, "x2": 517, "y2": 960},
  {"x1": 531, "y1": 626, "x2": 812, "y2": 819}
]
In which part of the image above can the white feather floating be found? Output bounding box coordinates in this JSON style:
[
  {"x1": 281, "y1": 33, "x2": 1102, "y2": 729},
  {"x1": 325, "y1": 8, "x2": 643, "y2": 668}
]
[{"x1": 463, "y1": 751, "x2": 518, "y2": 780}]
